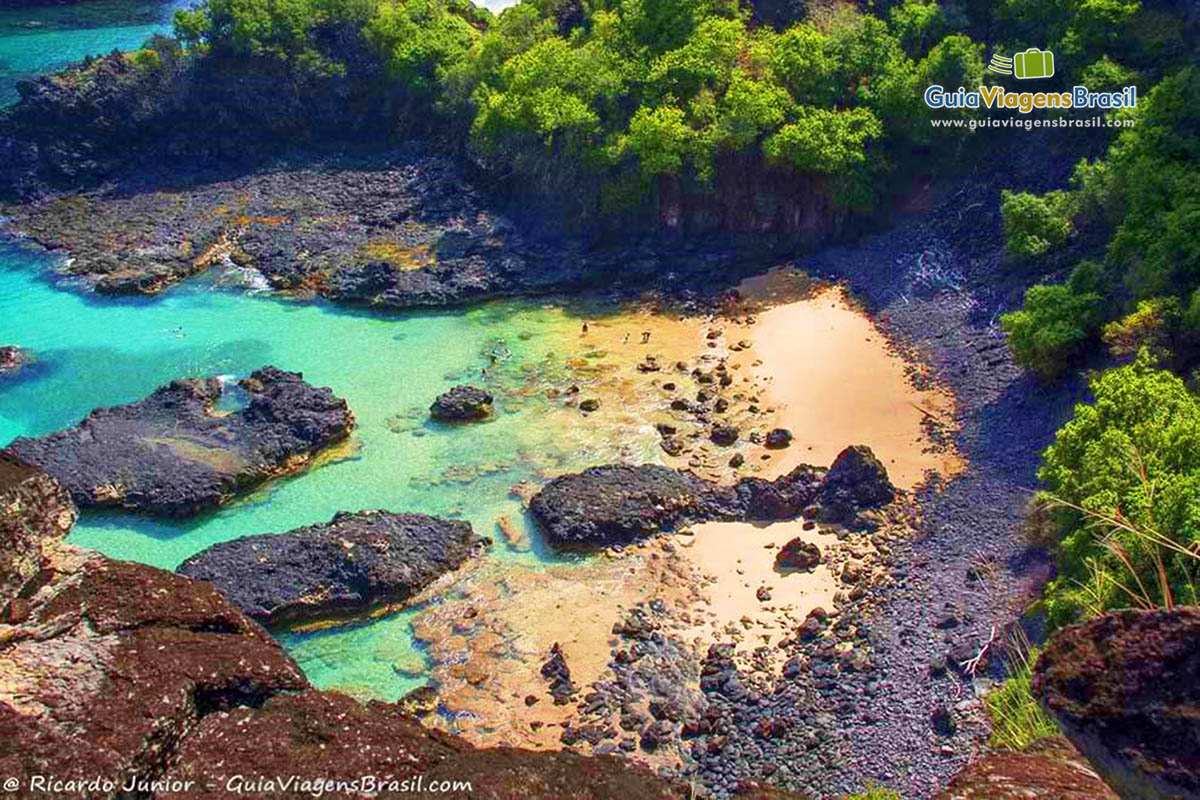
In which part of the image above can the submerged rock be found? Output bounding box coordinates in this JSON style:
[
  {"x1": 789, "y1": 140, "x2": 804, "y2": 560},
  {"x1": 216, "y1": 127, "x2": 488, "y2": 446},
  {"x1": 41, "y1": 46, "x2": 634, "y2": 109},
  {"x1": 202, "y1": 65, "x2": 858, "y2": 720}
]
[
  {"x1": 935, "y1": 737, "x2": 1117, "y2": 799},
  {"x1": 0, "y1": 346, "x2": 31, "y2": 376},
  {"x1": 4, "y1": 366, "x2": 354, "y2": 517},
  {"x1": 0, "y1": 462, "x2": 714, "y2": 800},
  {"x1": 1034, "y1": 608, "x2": 1200, "y2": 800},
  {"x1": 430, "y1": 385, "x2": 493, "y2": 422},
  {"x1": 177, "y1": 510, "x2": 487, "y2": 626}
]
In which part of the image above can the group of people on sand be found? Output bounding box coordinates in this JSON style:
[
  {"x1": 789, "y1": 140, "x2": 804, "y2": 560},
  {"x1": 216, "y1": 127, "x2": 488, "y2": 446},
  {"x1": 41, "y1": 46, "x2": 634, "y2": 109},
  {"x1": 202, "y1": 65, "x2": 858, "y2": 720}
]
[{"x1": 580, "y1": 321, "x2": 650, "y2": 343}]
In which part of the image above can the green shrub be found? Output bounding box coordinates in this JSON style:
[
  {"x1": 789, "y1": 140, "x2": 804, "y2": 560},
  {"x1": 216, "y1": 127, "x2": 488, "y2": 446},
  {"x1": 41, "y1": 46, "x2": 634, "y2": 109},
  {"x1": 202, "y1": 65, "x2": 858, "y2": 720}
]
[
  {"x1": 1000, "y1": 261, "x2": 1106, "y2": 378},
  {"x1": 1038, "y1": 350, "x2": 1200, "y2": 625},
  {"x1": 1001, "y1": 189, "x2": 1078, "y2": 258}
]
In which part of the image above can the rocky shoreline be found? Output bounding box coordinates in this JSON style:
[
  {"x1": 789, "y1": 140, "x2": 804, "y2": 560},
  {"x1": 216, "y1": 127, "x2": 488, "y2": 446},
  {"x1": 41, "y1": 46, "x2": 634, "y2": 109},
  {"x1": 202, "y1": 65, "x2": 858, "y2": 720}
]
[
  {"x1": 1, "y1": 456, "x2": 791, "y2": 800},
  {"x1": 3, "y1": 366, "x2": 354, "y2": 516},
  {"x1": 0, "y1": 149, "x2": 827, "y2": 313}
]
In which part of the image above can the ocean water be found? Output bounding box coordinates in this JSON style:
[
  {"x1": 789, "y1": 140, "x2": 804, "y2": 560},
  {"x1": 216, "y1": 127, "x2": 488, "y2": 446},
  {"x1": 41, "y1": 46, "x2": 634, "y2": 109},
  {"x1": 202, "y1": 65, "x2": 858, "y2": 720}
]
[
  {"x1": 0, "y1": 0, "x2": 194, "y2": 106},
  {"x1": 0, "y1": 238, "x2": 662, "y2": 700}
]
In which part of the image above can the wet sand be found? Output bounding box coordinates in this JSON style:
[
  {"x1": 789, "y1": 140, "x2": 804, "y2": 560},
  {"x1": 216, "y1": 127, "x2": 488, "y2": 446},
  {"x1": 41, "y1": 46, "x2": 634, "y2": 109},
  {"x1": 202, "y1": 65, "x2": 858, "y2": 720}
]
[{"x1": 737, "y1": 279, "x2": 961, "y2": 489}]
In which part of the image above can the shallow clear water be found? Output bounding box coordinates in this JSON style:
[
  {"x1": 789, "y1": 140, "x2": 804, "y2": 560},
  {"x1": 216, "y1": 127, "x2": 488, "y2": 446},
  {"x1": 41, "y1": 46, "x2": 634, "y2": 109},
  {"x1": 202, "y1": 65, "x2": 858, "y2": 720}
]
[
  {"x1": 0, "y1": 238, "x2": 658, "y2": 700},
  {"x1": 0, "y1": 0, "x2": 193, "y2": 106}
]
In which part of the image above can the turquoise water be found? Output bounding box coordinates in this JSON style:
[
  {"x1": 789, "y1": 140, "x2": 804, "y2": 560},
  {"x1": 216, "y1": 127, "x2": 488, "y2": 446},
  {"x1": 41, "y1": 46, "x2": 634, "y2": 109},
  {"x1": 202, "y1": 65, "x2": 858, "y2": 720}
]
[
  {"x1": 0, "y1": 0, "x2": 572, "y2": 704},
  {"x1": 0, "y1": 238, "x2": 659, "y2": 700},
  {"x1": 0, "y1": 0, "x2": 193, "y2": 106}
]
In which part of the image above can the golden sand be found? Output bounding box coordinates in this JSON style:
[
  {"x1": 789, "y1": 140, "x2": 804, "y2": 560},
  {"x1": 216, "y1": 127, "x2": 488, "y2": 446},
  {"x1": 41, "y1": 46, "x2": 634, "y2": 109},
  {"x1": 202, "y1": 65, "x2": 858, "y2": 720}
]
[{"x1": 736, "y1": 279, "x2": 962, "y2": 489}]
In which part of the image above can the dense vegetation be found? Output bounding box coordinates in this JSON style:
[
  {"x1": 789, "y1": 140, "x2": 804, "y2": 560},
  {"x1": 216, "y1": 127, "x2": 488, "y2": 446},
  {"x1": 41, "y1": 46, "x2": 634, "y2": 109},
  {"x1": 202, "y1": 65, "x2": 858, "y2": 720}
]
[
  {"x1": 990, "y1": 2, "x2": 1200, "y2": 639},
  {"x1": 169, "y1": 0, "x2": 992, "y2": 216}
]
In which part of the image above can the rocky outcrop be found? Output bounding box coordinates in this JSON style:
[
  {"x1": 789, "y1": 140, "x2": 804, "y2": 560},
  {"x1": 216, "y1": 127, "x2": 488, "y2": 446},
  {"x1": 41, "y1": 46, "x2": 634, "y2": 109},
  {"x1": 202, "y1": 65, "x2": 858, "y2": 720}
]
[
  {"x1": 430, "y1": 385, "x2": 493, "y2": 422},
  {"x1": 4, "y1": 366, "x2": 354, "y2": 516},
  {"x1": 0, "y1": 461, "x2": 759, "y2": 799},
  {"x1": 163, "y1": 689, "x2": 701, "y2": 800},
  {"x1": 177, "y1": 510, "x2": 487, "y2": 626},
  {"x1": 0, "y1": 456, "x2": 76, "y2": 605},
  {"x1": 1033, "y1": 608, "x2": 1200, "y2": 800},
  {"x1": 530, "y1": 447, "x2": 888, "y2": 548},
  {"x1": 530, "y1": 465, "x2": 712, "y2": 547},
  {"x1": 935, "y1": 737, "x2": 1117, "y2": 800},
  {"x1": 0, "y1": 346, "x2": 31, "y2": 376},
  {"x1": 816, "y1": 445, "x2": 896, "y2": 526},
  {"x1": 0, "y1": 460, "x2": 309, "y2": 787}
]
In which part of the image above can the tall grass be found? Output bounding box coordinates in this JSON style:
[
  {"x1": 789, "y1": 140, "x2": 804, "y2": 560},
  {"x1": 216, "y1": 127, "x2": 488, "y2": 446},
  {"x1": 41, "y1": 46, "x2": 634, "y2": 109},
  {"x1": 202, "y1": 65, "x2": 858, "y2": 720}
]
[
  {"x1": 984, "y1": 631, "x2": 1060, "y2": 751},
  {"x1": 844, "y1": 784, "x2": 903, "y2": 800}
]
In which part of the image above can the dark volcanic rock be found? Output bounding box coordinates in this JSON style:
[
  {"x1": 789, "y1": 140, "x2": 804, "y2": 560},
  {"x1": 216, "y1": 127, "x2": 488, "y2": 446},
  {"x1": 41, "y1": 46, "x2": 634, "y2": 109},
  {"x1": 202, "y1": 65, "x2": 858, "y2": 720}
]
[
  {"x1": 765, "y1": 428, "x2": 793, "y2": 449},
  {"x1": 0, "y1": 463, "x2": 743, "y2": 800},
  {"x1": 733, "y1": 464, "x2": 823, "y2": 521},
  {"x1": 710, "y1": 425, "x2": 739, "y2": 446},
  {"x1": 816, "y1": 445, "x2": 896, "y2": 524},
  {"x1": 935, "y1": 737, "x2": 1117, "y2": 799},
  {"x1": 430, "y1": 385, "x2": 493, "y2": 422},
  {"x1": 541, "y1": 643, "x2": 579, "y2": 705},
  {"x1": 774, "y1": 537, "x2": 822, "y2": 571},
  {"x1": 0, "y1": 346, "x2": 31, "y2": 376},
  {"x1": 529, "y1": 464, "x2": 710, "y2": 547},
  {"x1": 177, "y1": 510, "x2": 486, "y2": 625},
  {"x1": 1034, "y1": 608, "x2": 1200, "y2": 800},
  {"x1": 531, "y1": 459, "x2": 859, "y2": 548},
  {"x1": 4, "y1": 366, "x2": 353, "y2": 516}
]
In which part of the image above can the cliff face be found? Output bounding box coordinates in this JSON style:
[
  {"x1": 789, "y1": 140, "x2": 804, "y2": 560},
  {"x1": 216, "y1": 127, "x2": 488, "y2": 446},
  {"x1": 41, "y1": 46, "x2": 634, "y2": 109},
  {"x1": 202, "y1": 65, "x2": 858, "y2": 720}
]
[
  {"x1": 0, "y1": 457, "x2": 754, "y2": 799},
  {"x1": 1034, "y1": 607, "x2": 1200, "y2": 800},
  {"x1": 0, "y1": 40, "x2": 845, "y2": 246}
]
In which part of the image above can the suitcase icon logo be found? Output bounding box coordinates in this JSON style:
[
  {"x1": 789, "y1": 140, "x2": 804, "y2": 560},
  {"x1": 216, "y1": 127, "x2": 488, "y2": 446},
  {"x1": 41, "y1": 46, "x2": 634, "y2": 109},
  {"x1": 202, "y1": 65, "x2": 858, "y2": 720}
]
[{"x1": 988, "y1": 48, "x2": 1055, "y2": 79}]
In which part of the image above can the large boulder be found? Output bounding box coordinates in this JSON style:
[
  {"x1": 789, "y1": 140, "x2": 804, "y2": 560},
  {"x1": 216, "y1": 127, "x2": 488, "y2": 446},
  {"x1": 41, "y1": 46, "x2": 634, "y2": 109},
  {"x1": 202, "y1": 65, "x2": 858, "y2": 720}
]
[
  {"x1": 1033, "y1": 607, "x2": 1200, "y2": 800},
  {"x1": 529, "y1": 461, "x2": 830, "y2": 548},
  {"x1": 430, "y1": 385, "x2": 494, "y2": 422},
  {"x1": 178, "y1": 510, "x2": 488, "y2": 626},
  {"x1": 935, "y1": 737, "x2": 1117, "y2": 799},
  {"x1": 4, "y1": 366, "x2": 354, "y2": 516},
  {"x1": 530, "y1": 464, "x2": 709, "y2": 547},
  {"x1": 816, "y1": 445, "x2": 896, "y2": 524}
]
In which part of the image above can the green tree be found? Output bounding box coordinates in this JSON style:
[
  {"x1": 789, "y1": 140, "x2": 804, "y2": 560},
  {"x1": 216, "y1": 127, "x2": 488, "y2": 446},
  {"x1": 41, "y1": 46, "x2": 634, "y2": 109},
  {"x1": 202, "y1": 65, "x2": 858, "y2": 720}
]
[
  {"x1": 1038, "y1": 350, "x2": 1200, "y2": 625},
  {"x1": 1000, "y1": 260, "x2": 1106, "y2": 378},
  {"x1": 1001, "y1": 189, "x2": 1078, "y2": 257}
]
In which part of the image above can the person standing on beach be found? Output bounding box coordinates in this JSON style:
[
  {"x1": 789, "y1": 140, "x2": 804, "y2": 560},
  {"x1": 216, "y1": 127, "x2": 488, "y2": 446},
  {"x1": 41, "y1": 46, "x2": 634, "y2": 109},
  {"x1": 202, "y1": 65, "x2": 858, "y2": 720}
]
[
  {"x1": 641, "y1": 331, "x2": 651, "y2": 344},
  {"x1": 582, "y1": 322, "x2": 589, "y2": 336}
]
